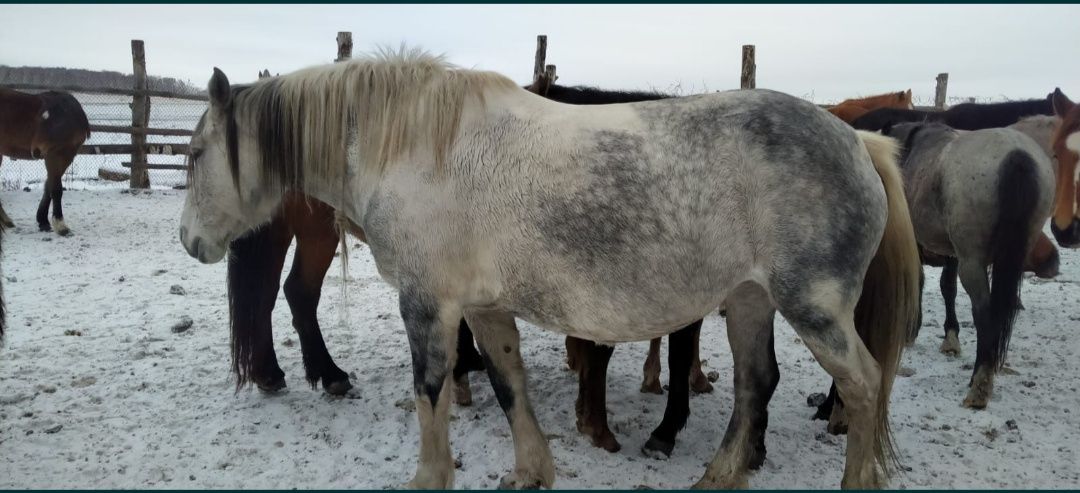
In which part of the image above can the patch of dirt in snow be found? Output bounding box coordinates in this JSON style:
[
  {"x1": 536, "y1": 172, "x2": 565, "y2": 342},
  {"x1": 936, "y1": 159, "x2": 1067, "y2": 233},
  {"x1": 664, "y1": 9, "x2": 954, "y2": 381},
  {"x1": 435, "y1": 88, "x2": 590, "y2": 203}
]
[{"x1": 1, "y1": 189, "x2": 1078, "y2": 488}]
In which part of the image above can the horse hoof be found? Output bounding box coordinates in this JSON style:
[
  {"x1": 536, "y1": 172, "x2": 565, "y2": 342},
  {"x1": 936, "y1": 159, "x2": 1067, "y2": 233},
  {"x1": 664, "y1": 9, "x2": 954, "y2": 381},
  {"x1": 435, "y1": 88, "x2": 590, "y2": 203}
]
[
  {"x1": 939, "y1": 333, "x2": 961, "y2": 357},
  {"x1": 498, "y1": 470, "x2": 549, "y2": 490},
  {"x1": 640, "y1": 381, "x2": 664, "y2": 395},
  {"x1": 690, "y1": 375, "x2": 714, "y2": 394},
  {"x1": 51, "y1": 218, "x2": 70, "y2": 236},
  {"x1": 38, "y1": 223, "x2": 52, "y2": 232},
  {"x1": 323, "y1": 379, "x2": 353, "y2": 396},
  {"x1": 592, "y1": 431, "x2": 621, "y2": 453},
  {"x1": 642, "y1": 436, "x2": 674, "y2": 459},
  {"x1": 255, "y1": 376, "x2": 287, "y2": 394}
]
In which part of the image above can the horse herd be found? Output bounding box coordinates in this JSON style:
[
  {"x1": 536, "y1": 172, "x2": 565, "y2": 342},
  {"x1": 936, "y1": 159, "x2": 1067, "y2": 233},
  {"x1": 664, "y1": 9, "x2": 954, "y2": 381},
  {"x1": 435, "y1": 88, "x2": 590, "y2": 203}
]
[{"x1": 2, "y1": 49, "x2": 1079, "y2": 489}]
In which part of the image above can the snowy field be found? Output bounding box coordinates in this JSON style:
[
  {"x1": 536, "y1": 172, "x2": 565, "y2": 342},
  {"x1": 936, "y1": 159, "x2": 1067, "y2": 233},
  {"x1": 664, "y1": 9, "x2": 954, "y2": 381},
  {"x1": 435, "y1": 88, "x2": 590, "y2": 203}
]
[{"x1": 0, "y1": 189, "x2": 1078, "y2": 489}]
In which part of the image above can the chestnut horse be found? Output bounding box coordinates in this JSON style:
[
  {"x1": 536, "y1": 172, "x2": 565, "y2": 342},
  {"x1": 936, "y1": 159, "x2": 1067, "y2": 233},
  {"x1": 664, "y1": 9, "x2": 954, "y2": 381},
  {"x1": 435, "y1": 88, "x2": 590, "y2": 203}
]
[
  {"x1": 1050, "y1": 88, "x2": 1080, "y2": 248},
  {"x1": 827, "y1": 90, "x2": 913, "y2": 124},
  {"x1": 0, "y1": 88, "x2": 90, "y2": 235}
]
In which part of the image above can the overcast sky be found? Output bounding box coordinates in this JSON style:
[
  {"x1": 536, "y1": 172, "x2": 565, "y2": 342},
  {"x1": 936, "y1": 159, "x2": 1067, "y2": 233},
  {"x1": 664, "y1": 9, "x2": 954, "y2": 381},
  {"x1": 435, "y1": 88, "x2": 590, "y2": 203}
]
[{"x1": 2, "y1": 4, "x2": 1078, "y2": 104}]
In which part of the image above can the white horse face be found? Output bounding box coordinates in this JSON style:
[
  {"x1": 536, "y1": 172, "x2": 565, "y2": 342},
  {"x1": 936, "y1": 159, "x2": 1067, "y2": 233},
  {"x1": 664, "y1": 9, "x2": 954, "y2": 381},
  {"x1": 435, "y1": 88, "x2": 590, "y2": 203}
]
[{"x1": 179, "y1": 69, "x2": 282, "y2": 264}]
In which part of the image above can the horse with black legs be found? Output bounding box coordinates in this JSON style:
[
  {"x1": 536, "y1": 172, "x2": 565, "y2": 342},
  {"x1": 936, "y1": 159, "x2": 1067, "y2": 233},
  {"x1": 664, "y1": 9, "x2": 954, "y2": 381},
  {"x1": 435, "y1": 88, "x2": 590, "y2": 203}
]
[
  {"x1": 226, "y1": 191, "x2": 485, "y2": 395},
  {"x1": 0, "y1": 88, "x2": 90, "y2": 236}
]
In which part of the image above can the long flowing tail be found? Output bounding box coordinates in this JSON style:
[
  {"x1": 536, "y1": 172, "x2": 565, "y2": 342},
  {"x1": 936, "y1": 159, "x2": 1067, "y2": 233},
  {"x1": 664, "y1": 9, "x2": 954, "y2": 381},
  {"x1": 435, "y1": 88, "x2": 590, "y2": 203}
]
[
  {"x1": 855, "y1": 131, "x2": 923, "y2": 476},
  {"x1": 985, "y1": 150, "x2": 1041, "y2": 370}
]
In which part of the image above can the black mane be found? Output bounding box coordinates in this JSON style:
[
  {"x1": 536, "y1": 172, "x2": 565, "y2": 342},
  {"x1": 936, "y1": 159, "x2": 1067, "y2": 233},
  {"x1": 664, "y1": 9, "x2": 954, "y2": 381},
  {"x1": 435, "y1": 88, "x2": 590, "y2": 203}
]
[
  {"x1": 541, "y1": 84, "x2": 673, "y2": 105},
  {"x1": 852, "y1": 95, "x2": 1054, "y2": 132}
]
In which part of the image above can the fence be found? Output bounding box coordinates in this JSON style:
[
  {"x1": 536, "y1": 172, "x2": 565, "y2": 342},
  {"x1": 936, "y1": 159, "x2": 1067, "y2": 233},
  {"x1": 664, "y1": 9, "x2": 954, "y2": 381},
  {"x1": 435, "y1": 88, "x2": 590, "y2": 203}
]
[
  {"x1": 3, "y1": 33, "x2": 970, "y2": 192},
  {"x1": 0, "y1": 40, "x2": 207, "y2": 191}
]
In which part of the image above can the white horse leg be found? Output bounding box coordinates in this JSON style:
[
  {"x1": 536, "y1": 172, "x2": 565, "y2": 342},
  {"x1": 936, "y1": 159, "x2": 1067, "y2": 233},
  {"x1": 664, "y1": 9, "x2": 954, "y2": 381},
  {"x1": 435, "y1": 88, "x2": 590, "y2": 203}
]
[
  {"x1": 464, "y1": 309, "x2": 555, "y2": 489},
  {"x1": 695, "y1": 282, "x2": 778, "y2": 489},
  {"x1": 399, "y1": 287, "x2": 460, "y2": 489},
  {"x1": 780, "y1": 282, "x2": 883, "y2": 489}
]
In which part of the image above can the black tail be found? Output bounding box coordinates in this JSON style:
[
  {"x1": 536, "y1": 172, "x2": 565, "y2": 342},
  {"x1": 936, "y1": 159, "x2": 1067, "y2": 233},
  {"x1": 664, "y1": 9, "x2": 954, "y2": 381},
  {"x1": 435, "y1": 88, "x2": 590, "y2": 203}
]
[
  {"x1": 227, "y1": 225, "x2": 281, "y2": 391},
  {"x1": 986, "y1": 150, "x2": 1042, "y2": 369}
]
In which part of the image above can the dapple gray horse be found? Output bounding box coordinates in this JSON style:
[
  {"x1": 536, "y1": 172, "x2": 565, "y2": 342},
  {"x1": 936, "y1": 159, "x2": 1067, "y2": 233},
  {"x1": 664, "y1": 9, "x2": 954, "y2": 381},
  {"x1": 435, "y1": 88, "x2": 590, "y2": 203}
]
[
  {"x1": 884, "y1": 122, "x2": 1054, "y2": 409},
  {"x1": 178, "y1": 51, "x2": 921, "y2": 489}
]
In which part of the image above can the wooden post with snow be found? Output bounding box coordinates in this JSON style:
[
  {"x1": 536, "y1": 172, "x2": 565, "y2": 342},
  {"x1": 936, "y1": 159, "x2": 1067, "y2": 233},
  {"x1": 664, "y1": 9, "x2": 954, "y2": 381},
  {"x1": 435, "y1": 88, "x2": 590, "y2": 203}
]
[
  {"x1": 129, "y1": 40, "x2": 151, "y2": 189},
  {"x1": 533, "y1": 35, "x2": 547, "y2": 83},
  {"x1": 935, "y1": 73, "x2": 949, "y2": 110},
  {"x1": 336, "y1": 31, "x2": 353, "y2": 62},
  {"x1": 741, "y1": 44, "x2": 756, "y2": 89}
]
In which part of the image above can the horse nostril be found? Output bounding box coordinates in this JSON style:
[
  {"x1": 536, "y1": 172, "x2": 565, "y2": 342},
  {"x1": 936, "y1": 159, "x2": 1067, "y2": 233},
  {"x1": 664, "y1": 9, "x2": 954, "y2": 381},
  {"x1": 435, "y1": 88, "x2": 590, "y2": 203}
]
[{"x1": 190, "y1": 236, "x2": 202, "y2": 258}]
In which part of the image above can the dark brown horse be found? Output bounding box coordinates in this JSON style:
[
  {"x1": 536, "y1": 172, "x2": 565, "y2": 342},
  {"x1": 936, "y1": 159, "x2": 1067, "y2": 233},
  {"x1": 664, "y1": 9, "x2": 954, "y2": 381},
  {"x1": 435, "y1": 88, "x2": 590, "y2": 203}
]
[
  {"x1": 0, "y1": 88, "x2": 90, "y2": 235},
  {"x1": 227, "y1": 192, "x2": 485, "y2": 395}
]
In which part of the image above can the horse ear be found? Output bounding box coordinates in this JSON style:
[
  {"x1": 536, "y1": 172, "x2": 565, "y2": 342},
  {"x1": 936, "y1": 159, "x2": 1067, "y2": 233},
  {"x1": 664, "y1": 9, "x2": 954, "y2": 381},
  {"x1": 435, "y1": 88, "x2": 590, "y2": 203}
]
[
  {"x1": 1051, "y1": 87, "x2": 1074, "y2": 117},
  {"x1": 208, "y1": 67, "x2": 232, "y2": 108}
]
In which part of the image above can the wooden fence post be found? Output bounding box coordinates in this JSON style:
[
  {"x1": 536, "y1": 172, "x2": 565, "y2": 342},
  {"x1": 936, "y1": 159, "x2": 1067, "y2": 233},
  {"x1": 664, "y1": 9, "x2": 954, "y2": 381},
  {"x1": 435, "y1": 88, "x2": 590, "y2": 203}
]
[
  {"x1": 741, "y1": 44, "x2": 756, "y2": 89},
  {"x1": 336, "y1": 31, "x2": 353, "y2": 62},
  {"x1": 935, "y1": 73, "x2": 949, "y2": 110},
  {"x1": 129, "y1": 40, "x2": 150, "y2": 189},
  {"x1": 533, "y1": 35, "x2": 547, "y2": 83}
]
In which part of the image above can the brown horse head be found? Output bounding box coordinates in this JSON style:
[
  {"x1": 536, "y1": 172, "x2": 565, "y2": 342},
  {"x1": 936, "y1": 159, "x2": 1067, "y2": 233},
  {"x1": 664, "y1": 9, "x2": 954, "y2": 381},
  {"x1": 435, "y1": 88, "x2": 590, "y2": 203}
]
[
  {"x1": 828, "y1": 89, "x2": 914, "y2": 124},
  {"x1": 1050, "y1": 88, "x2": 1080, "y2": 247}
]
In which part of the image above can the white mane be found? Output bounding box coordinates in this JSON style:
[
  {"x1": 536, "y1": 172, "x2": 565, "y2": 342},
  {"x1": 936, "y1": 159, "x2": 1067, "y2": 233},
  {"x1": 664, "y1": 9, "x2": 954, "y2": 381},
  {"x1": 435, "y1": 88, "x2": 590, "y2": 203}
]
[{"x1": 235, "y1": 47, "x2": 519, "y2": 187}]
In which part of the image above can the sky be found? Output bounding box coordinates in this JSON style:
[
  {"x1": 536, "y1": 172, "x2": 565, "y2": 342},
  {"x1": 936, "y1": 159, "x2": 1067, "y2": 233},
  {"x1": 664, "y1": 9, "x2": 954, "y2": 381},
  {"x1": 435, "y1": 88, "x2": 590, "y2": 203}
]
[{"x1": 2, "y1": 4, "x2": 1078, "y2": 104}]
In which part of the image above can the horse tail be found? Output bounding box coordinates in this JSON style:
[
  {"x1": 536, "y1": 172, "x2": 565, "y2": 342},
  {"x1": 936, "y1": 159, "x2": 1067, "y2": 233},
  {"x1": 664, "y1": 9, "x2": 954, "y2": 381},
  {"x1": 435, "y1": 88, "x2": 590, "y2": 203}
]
[
  {"x1": 855, "y1": 131, "x2": 923, "y2": 476},
  {"x1": 986, "y1": 150, "x2": 1041, "y2": 370},
  {"x1": 333, "y1": 209, "x2": 351, "y2": 328}
]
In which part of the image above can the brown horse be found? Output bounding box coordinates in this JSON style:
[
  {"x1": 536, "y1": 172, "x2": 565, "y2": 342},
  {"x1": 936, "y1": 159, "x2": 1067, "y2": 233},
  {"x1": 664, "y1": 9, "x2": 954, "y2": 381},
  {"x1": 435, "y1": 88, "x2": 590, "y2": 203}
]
[
  {"x1": 227, "y1": 191, "x2": 486, "y2": 395},
  {"x1": 1050, "y1": 88, "x2": 1080, "y2": 248},
  {"x1": 827, "y1": 89, "x2": 913, "y2": 124},
  {"x1": 0, "y1": 88, "x2": 90, "y2": 235}
]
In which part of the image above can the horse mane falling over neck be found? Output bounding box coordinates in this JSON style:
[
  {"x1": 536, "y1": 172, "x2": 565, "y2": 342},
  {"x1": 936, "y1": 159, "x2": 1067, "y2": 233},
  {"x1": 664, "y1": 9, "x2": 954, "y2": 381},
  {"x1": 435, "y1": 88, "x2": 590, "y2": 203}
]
[{"x1": 228, "y1": 48, "x2": 520, "y2": 194}]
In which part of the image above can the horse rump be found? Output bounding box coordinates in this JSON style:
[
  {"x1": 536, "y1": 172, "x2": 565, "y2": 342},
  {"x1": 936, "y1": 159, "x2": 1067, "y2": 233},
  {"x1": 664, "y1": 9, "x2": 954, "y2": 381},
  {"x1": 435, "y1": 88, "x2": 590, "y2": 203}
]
[{"x1": 985, "y1": 150, "x2": 1042, "y2": 369}]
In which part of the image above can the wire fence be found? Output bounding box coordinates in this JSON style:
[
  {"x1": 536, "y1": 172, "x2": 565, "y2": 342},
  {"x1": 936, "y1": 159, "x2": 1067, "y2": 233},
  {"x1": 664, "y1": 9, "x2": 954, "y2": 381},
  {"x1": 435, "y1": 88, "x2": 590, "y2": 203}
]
[{"x1": 0, "y1": 90, "x2": 206, "y2": 192}]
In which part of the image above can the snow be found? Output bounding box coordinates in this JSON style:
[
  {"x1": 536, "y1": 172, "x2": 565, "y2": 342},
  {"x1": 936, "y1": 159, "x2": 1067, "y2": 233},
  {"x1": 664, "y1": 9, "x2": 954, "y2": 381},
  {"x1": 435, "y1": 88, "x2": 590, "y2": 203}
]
[{"x1": 0, "y1": 189, "x2": 1078, "y2": 488}]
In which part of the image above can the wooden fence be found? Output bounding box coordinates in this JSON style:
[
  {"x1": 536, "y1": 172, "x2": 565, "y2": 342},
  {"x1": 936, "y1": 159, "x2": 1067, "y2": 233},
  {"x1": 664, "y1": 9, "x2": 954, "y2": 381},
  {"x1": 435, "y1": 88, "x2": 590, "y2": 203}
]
[{"x1": 4, "y1": 33, "x2": 957, "y2": 189}]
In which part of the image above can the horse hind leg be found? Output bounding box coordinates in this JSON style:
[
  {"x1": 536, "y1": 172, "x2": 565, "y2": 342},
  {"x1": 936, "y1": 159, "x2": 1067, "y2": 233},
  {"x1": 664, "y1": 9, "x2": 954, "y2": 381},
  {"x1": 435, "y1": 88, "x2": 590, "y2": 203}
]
[
  {"x1": 775, "y1": 280, "x2": 886, "y2": 488},
  {"x1": 695, "y1": 283, "x2": 778, "y2": 489},
  {"x1": 464, "y1": 308, "x2": 555, "y2": 489},
  {"x1": 939, "y1": 258, "x2": 962, "y2": 356},
  {"x1": 956, "y1": 258, "x2": 994, "y2": 409},
  {"x1": 644, "y1": 319, "x2": 702, "y2": 459},
  {"x1": 452, "y1": 320, "x2": 485, "y2": 406},
  {"x1": 44, "y1": 150, "x2": 75, "y2": 236},
  {"x1": 640, "y1": 338, "x2": 663, "y2": 394},
  {"x1": 284, "y1": 229, "x2": 352, "y2": 396},
  {"x1": 688, "y1": 326, "x2": 714, "y2": 393},
  {"x1": 569, "y1": 337, "x2": 620, "y2": 452}
]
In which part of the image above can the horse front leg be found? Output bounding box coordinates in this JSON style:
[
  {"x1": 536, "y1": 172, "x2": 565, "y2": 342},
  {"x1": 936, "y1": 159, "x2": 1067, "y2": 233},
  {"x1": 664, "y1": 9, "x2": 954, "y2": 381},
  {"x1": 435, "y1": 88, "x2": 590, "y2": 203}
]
[
  {"x1": 35, "y1": 177, "x2": 53, "y2": 232},
  {"x1": 465, "y1": 308, "x2": 555, "y2": 489},
  {"x1": 644, "y1": 319, "x2": 701, "y2": 459},
  {"x1": 696, "y1": 283, "x2": 778, "y2": 489},
  {"x1": 400, "y1": 286, "x2": 460, "y2": 489}
]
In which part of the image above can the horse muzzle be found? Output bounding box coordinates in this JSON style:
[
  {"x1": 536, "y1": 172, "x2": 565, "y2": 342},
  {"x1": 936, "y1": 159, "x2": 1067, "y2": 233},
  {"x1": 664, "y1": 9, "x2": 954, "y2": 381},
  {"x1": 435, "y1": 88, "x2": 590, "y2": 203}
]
[
  {"x1": 179, "y1": 226, "x2": 227, "y2": 264},
  {"x1": 1051, "y1": 217, "x2": 1080, "y2": 249}
]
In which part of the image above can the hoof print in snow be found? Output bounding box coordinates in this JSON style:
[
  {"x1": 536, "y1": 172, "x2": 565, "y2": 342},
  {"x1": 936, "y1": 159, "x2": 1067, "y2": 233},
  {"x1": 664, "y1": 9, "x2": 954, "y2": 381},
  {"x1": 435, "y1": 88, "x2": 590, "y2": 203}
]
[
  {"x1": 807, "y1": 392, "x2": 827, "y2": 408},
  {"x1": 71, "y1": 376, "x2": 96, "y2": 388},
  {"x1": 169, "y1": 285, "x2": 186, "y2": 295},
  {"x1": 897, "y1": 367, "x2": 916, "y2": 377},
  {"x1": 394, "y1": 398, "x2": 416, "y2": 412},
  {"x1": 1006, "y1": 419, "x2": 1019, "y2": 431},
  {"x1": 171, "y1": 316, "x2": 194, "y2": 334},
  {"x1": 44, "y1": 424, "x2": 63, "y2": 434},
  {"x1": 706, "y1": 370, "x2": 720, "y2": 382}
]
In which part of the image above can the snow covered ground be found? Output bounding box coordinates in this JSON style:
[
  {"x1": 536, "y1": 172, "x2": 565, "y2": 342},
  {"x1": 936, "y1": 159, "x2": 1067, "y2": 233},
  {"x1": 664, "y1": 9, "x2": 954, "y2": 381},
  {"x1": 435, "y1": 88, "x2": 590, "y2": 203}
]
[{"x1": 0, "y1": 189, "x2": 1078, "y2": 489}]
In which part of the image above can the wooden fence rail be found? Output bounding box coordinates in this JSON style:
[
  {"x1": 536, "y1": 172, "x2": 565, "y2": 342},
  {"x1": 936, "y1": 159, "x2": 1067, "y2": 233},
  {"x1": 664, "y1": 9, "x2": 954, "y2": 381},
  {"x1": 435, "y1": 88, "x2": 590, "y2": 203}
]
[{"x1": 1, "y1": 83, "x2": 208, "y2": 102}]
